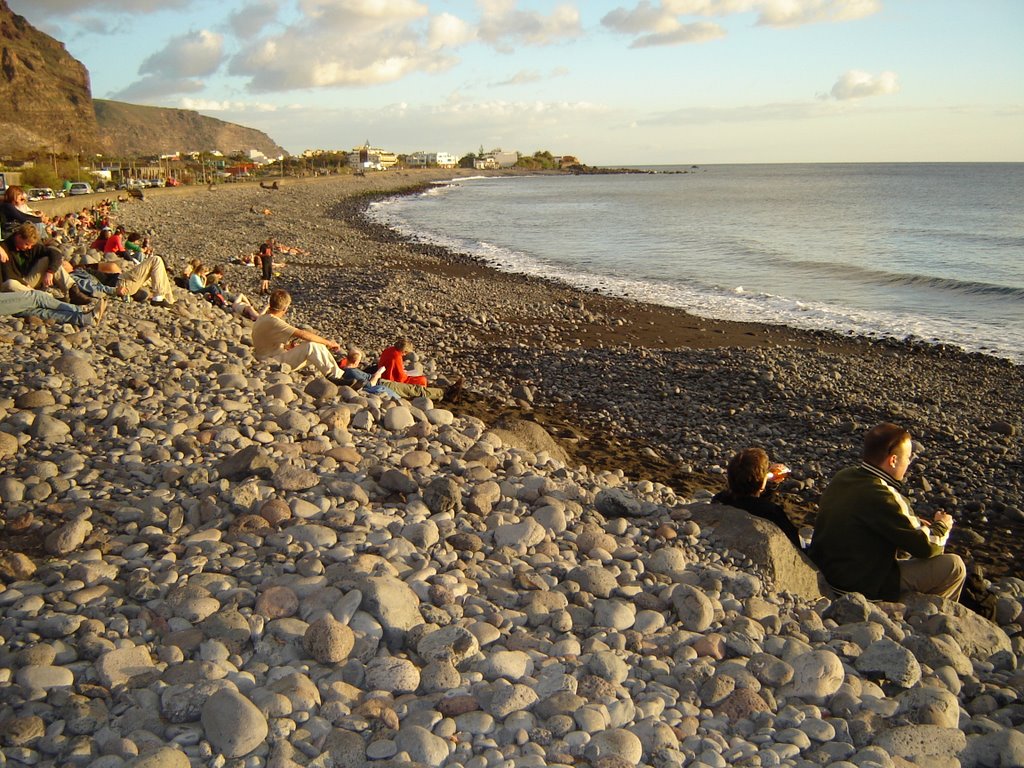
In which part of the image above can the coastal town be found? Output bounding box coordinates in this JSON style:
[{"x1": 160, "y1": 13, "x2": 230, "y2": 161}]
[{"x1": 1, "y1": 144, "x2": 584, "y2": 197}]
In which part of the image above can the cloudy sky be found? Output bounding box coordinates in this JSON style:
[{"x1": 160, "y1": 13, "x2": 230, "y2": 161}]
[{"x1": 12, "y1": 0, "x2": 1024, "y2": 164}]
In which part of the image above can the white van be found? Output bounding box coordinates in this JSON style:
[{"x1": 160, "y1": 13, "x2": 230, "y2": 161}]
[{"x1": 68, "y1": 182, "x2": 93, "y2": 196}]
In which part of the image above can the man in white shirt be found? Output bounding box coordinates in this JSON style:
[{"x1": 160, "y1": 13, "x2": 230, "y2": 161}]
[{"x1": 252, "y1": 289, "x2": 347, "y2": 380}]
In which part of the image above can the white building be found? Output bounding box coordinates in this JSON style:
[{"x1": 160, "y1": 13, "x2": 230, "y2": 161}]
[
  {"x1": 408, "y1": 151, "x2": 458, "y2": 168},
  {"x1": 350, "y1": 144, "x2": 398, "y2": 170}
]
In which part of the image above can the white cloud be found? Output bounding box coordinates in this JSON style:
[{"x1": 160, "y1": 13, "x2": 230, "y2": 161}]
[
  {"x1": 630, "y1": 21, "x2": 726, "y2": 47},
  {"x1": 226, "y1": 0, "x2": 281, "y2": 38},
  {"x1": 249, "y1": 96, "x2": 611, "y2": 158},
  {"x1": 228, "y1": 0, "x2": 468, "y2": 91},
  {"x1": 755, "y1": 0, "x2": 881, "y2": 28},
  {"x1": 107, "y1": 29, "x2": 224, "y2": 101},
  {"x1": 492, "y1": 67, "x2": 570, "y2": 87},
  {"x1": 646, "y1": 100, "x2": 846, "y2": 125},
  {"x1": 9, "y1": 0, "x2": 191, "y2": 11},
  {"x1": 179, "y1": 98, "x2": 279, "y2": 112},
  {"x1": 108, "y1": 76, "x2": 206, "y2": 102},
  {"x1": 477, "y1": 0, "x2": 582, "y2": 51},
  {"x1": 602, "y1": 0, "x2": 879, "y2": 45},
  {"x1": 428, "y1": 12, "x2": 475, "y2": 49},
  {"x1": 602, "y1": 1, "x2": 684, "y2": 35},
  {"x1": 139, "y1": 30, "x2": 224, "y2": 78},
  {"x1": 829, "y1": 69, "x2": 900, "y2": 100}
]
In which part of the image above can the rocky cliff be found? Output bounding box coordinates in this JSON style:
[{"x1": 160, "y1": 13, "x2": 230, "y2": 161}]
[
  {"x1": 0, "y1": 0, "x2": 98, "y2": 155},
  {"x1": 0, "y1": 0, "x2": 285, "y2": 159},
  {"x1": 94, "y1": 100, "x2": 285, "y2": 158}
]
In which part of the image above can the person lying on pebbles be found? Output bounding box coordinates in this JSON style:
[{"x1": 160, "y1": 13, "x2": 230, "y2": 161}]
[{"x1": 110, "y1": 254, "x2": 177, "y2": 307}]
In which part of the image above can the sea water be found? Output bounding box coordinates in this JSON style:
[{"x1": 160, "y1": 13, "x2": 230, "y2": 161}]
[{"x1": 367, "y1": 164, "x2": 1024, "y2": 363}]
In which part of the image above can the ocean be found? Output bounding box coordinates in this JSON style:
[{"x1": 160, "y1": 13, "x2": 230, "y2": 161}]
[{"x1": 367, "y1": 164, "x2": 1024, "y2": 363}]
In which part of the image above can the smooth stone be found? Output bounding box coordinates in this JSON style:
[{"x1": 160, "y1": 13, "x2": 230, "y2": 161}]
[
  {"x1": 96, "y1": 645, "x2": 156, "y2": 688},
  {"x1": 15, "y1": 664, "x2": 75, "y2": 690},
  {"x1": 200, "y1": 688, "x2": 269, "y2": 758},
  {"x1": 365, "y1": 656, "x2": 420, "y2": 694}
]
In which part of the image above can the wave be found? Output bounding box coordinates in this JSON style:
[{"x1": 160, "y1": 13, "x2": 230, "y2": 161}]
[{"x1": 761, "y1": 257, "x2": 1024, "y2": 300}]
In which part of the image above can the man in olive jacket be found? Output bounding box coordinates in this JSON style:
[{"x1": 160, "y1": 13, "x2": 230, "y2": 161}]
[{"x1": 809, "y1": 422, "x2": 965, "y2": 602}]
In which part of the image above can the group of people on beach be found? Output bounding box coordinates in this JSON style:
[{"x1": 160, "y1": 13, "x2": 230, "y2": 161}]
[
  {"x1": 715, "y1": 423, "x2": 966, "y2": 603},
  {"x1": 252, "y1": 288, "x2": 464, "y2": 403},
  {"x1": 0, "y1": 186, "x2": 181, "y2": 327},
  {"x1": 0, "y1": 186, "x2": 463, "y2": 404},
  {"x1": 2, "y1": 183, "x2": 969, "y2": 611}
]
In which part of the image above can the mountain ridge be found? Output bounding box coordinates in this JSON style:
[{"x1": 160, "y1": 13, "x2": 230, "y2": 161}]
[{"x1": 0, "y1": 0, "x2": 286, "y2": 158}]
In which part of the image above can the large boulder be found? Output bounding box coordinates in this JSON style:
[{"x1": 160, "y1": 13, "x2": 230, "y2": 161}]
[
  {"x1": 489, "y1": 419, "x2": 570, "y2": 466},
  {"x1": 686, "y1": 502, "x2": 827, "y2": 600},
  {"x1": 904, "y1": 594, "x2": 1013, "y2": 660}
]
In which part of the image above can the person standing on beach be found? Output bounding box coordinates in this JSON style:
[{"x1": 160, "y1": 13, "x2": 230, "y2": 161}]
[
  {"x1": 712, "y1": 448, "x2": 802, "y2": 548},
  {"x1": 256, "y1": 238, "x2": 274, "y2": 295},
  {"x1": 808, "y1": 422, "x2": 966, "y2": 602}
]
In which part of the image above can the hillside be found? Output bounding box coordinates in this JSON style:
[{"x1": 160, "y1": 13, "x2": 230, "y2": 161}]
[
  {"x1": 0, "y1": 0, "x2": 286, "y2": 159},
  {"x1": 94, "y1": 100, "x2": 285, "y2": 158},
  {"x1": 0, "y1": 0, "x2": 98, "y2": 155}
]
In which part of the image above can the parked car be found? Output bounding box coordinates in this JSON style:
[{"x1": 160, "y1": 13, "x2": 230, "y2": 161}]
[
  {"x1": 27, "y1": 188, "x2": 56, "y2": 201},
  {"x1": 146, "y1": 178, "x2": 164, "y2": 188},
  {"x1": 165, "y1": 178, "x2": 181, "y2": 187},
  {"x1": 68, "y1": 182, "x2": 93, "y2": 196}
]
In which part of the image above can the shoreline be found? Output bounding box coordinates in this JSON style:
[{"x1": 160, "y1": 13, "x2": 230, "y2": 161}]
[
  {"x1": 344, "y1": 174, "x2": 1023, "y2": 366},
  {"x1": 61, "y1": 172, "x2": 1024, "y2": 577}
]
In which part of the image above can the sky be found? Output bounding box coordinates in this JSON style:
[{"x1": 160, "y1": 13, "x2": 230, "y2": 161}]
[{"x1": 11, "y1": 0, "x2": 1024, "y2": 165}]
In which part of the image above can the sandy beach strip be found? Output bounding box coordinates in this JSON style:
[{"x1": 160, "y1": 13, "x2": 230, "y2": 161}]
[{"x1": 61, "y1": 171, "x2": 1024, "y2": 578}]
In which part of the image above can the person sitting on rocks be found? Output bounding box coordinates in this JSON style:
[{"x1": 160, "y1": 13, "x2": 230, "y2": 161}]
[
  {"x1": 187, "y1": 262, "x2": 226, "y2": 302},
  {"x1": 378, "y1": 336, "x2": 464, "y2": 402},
  {"x1": 252, "y1": 292, "x2": 460, "y2": 402},
  {"x1": 123, "y1": 232, "x2": 148, "y2": 264},
  {"x1": 0, "y1": 186, "x2": 46, "y2": 238},
  {"x1": 0, "y1": 223, "x2": 93, "y2": 305},
  {"x1": 379, "y1": 337, "x2": 428, "y2": 386},
  {"x1": 0, "y1": 288, "x2": 106, "y2": 328},
  {"x1": 90, "y1": 225, "x2": 125, "y2": 257},
  {"x1": 252, "y1": 289, "x2": 350, "y2": 381},
  {"x1": 712, "y1": 447, "x2": 802, "y2": 548},
  {"x1": 334, "y1": 344, "x2": 387, "y2": 387},
  {"x1": 206, "y1": 265, "x2": 260, "y2": 321},
  {"x1": 112, "y1": 254, "x2": 177, "y2": 307},
  {"x1": 808, "y1": 422, "x2": 966, "y2": 602}
]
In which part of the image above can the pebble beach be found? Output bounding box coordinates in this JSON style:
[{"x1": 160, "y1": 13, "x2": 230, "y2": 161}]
[{"x1": 1, "y1": 170, "x2": 1022, "y2": 768}]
